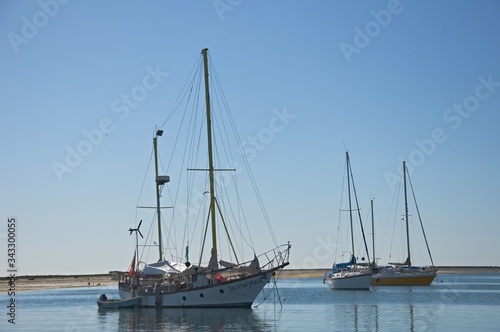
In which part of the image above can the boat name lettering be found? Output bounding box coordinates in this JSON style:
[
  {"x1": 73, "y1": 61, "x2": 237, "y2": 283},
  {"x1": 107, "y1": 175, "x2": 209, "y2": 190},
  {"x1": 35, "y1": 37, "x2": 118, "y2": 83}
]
[{"x1": 229, "y1": 276, "x2": 266, "y2": 293}]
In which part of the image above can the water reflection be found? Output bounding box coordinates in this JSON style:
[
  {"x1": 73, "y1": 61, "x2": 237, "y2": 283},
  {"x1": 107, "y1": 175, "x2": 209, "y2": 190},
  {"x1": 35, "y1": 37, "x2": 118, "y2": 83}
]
[
  {"x1": 98, "y1": 307, "x2": 273, "y2": 331},
  {"x1": 92, "y1": 275, "x2": 500, "y2": 331},
  {"x1": 6, "y1": 275, "x2": 499, "y2": 331},
  {"x1": 330, "y1": 304, "x2": 379, "y2": 331},
  {"x1": 325, "y1": 301, "x2": 436, "y2": 331}
]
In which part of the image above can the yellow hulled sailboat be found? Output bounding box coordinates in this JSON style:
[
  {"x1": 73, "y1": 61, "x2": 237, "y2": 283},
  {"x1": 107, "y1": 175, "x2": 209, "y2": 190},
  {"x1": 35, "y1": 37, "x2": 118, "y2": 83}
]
[{"x1": 371, "y1": 161, "x2": 437, "y2": 286}]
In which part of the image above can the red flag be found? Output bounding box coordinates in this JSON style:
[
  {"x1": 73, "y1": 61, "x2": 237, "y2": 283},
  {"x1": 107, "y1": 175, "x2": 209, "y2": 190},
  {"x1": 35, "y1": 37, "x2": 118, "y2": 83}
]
[{"x1": 128, "y1": 252, "x2": 136, "y2": 277}]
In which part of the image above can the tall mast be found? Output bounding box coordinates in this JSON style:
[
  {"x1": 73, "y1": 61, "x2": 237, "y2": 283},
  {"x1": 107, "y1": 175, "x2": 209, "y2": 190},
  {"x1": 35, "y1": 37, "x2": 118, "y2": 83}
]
[
  {"x1": 202, "y1": 48, "x2": 218, "y2": 260},
  {"x1": 371, "y1": 198, "x2": 375, "y2": 266},
  {"x1": 153, "y1": 133, "x2": 164, "y2": 261},
  {"x1": 403, "y1": 161, "x2": 411, "y2": 266},
  {"x1": 346, "y1": 152, "x2": 355, "y2": 258}
]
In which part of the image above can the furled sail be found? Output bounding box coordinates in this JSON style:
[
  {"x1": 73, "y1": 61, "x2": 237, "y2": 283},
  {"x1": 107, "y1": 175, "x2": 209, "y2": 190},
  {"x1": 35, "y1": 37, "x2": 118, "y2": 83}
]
[
  {"x1": 142, "y1": 260, "x2": 187, "y2": 275},
  {"x1": 332, "y1": 255, "x2": 356, "y2": 273}
]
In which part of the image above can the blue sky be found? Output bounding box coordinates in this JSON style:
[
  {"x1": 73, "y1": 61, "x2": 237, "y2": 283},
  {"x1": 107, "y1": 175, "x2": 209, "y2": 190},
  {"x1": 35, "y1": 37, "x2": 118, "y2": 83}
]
[{"x1": 1, "y1": 0, "x2": 500, "y2": 275}]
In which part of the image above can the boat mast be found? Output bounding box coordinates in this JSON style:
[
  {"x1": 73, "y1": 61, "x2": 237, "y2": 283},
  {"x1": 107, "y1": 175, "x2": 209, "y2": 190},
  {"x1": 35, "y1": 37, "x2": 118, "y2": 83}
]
[
  {"x1": 403, "y1": 161, "x2": 411, "y2": 267},
  {"x1": 346, "y1": 152, "x2": 355, "y2": 258},
  {"x1": 153, "y1": 132, "x2": 164, "y2": 261},
  {"x1": 371, "y1": 198, "x2": 376, "y2": 266},
  {"x1": 202, "y1": 48, "x2": 218, "y2": 260}
]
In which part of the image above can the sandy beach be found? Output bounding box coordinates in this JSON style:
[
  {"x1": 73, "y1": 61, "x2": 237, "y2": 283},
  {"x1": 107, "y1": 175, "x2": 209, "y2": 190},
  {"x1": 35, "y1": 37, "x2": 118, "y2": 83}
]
[
  {"x1": 1, "y1": 274, "x2": 116, "y2": 293},
  {"x1": 2, "y1": 267, "x2": 499, "y2": 292}
]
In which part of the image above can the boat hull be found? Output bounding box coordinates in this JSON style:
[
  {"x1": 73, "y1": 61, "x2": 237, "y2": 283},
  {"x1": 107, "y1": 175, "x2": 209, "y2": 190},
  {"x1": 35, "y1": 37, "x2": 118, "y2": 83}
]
[
  {"x1": 97, "y1": 297, "x2": 141, "y2": 309},
  {"x1": 324, "y1": 272, "x2": 372, "y2": 290},
  {"x1": 371, "y1": 268, "x2": 436, "y2": 286},
  {"x1": 119, "y1": 270, "x2": 277, "y2": 308}
]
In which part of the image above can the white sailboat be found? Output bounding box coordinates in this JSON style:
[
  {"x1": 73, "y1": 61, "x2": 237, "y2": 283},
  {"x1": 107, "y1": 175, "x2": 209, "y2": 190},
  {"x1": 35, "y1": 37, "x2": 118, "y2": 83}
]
[
  {"x1": 371, "y1": 161, "x2": 436, "y2": 286},
  {"x1": 117, "y1": 48, "x2": 291, "y2": 307},
  {"x1": 324, "y1": 152, "x2": 372, "y2": 290}
]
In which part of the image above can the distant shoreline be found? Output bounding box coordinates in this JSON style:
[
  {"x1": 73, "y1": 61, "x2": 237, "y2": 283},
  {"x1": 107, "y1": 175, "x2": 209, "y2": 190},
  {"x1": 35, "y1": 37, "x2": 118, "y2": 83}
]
[
  {"x1": 2, "y1": 267, "x2": 499, "y2": 292},
  {"x1": 277, "y1": 266, "x2": 500, "y2": 278}
]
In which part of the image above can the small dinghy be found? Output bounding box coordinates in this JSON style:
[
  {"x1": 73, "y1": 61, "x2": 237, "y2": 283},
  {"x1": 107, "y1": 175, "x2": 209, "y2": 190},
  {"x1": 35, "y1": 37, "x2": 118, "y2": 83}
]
[{"x1": 97, "y1": 294, "x2": 140, "y2": 309}]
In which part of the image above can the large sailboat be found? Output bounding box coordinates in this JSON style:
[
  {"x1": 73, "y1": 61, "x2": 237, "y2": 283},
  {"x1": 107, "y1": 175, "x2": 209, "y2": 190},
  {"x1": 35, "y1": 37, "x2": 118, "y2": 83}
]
[
  {"x1": 117, "y1": 48, "x2": 291, "y2": 307},
  {"x1": 371, "y1": 161, "x2": 436, "y2": 286},
  {"x1": 324, "y1": 152, "x2": 372, "y2": 290}
]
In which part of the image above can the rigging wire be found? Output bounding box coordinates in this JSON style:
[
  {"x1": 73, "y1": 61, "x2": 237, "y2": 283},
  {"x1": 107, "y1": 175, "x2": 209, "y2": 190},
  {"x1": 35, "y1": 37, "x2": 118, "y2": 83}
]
[
  {"x1": 157, "y1": 152, "x2": 180, "y2": 261},
  {"x1": 156, "y1": 56, "x2": 206, "y2": 263},
  {"x1": 157, "y1": 55, "x2": 203, "y2": 131},
  {"x1": 209, "y1": 55, "x2": 279, "y2": 247},
  {"x1": 335, "y1": 159, "x2": 347, "y2": 261},
  {"x1": 133, "y1": 146, "x2": 155, "y2": 264},
  {"x1": 150, "y1": 50, "x2": 281, "y2": 266},
  {"x1": 407, "y1": 171, "x2": 436, "y2": 267},
  {"x1": 135, "y1": 148, "x2": 155, "y2": 208},
  {"x1": 347, "y1": 154, "x2": 371, "y2": 264},
  {"x1": 208, "y1": 60, "x2": 254, "y2": 260},
  {"x1": 184, "y1": 66, "x2": 205, "y2": 259},
  {"x1": 387, "y1": 176, "x2": 403, "y2": 263},
  {"x1": 377, "y1": 177, "x2": 399, "y2": 264}
]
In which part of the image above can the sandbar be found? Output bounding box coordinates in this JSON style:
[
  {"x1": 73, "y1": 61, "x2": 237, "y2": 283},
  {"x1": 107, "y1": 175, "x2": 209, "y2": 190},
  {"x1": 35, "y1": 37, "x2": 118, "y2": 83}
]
[{"x1": 2, "y1": 266, "x2": 499, "y2": 292}]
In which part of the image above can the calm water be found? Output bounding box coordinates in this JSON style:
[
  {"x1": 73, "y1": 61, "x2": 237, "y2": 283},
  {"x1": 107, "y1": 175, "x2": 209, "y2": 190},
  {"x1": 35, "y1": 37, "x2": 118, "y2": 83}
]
[{"x1": 2, "y1": 274, "x2": 500, "y2": 331}]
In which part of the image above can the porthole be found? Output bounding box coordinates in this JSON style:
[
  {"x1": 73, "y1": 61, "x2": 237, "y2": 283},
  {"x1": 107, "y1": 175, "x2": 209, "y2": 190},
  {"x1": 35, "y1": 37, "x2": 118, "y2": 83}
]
[
  {"x1": 200, "y1": 293, "x2": 204, "y2": 298},
  {"x1": 219, "y1": 289, "x2": 224, "y2": 294},
  {"x1": 182, "y1": 296, "x2": 186, "y2": 301}
]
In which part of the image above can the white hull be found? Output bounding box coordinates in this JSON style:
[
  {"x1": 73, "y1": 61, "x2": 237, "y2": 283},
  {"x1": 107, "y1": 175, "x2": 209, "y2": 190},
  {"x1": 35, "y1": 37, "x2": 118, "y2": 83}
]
[
  {"x1": 97, "y1": 296, "x2": 141, "y2": 309},
  {"x1": 112, "y1": 50, "x2": 292, "y2": 309},
  {"x1": 119, "y1": 271, "x2": 274, "y2": 308},
  {"x1": 324, "y1": 271, "x2": 372, "y2": 290}
]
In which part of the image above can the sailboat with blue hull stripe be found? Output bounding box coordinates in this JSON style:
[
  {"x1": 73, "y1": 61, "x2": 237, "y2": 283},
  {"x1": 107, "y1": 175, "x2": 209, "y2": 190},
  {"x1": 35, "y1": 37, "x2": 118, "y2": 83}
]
[{"x1": 324, "y1": 152, "x2": 372, "y2": 290}]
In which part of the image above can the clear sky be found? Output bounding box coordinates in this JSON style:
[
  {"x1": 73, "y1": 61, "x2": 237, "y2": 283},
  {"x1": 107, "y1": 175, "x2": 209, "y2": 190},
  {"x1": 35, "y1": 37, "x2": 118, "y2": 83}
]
[{"x1": 1, "y1": 0, "x2": 500, "y2": 275}]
